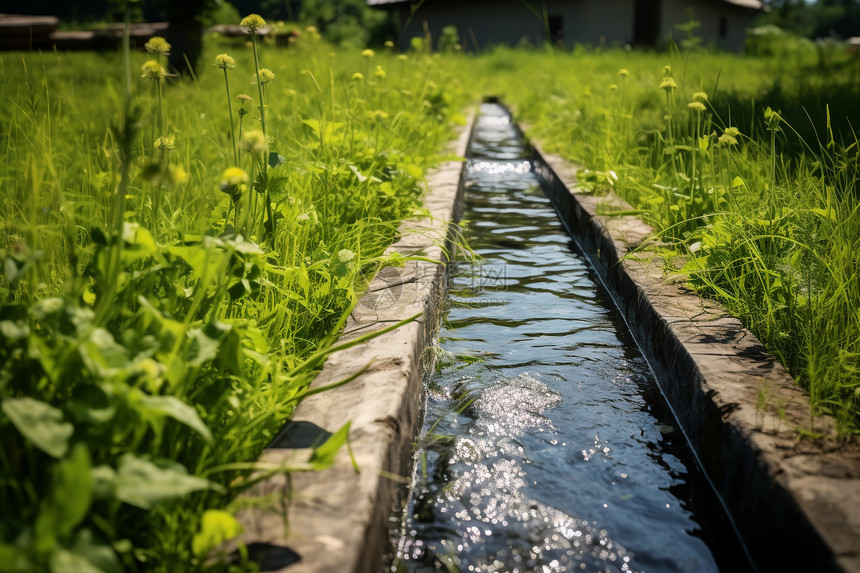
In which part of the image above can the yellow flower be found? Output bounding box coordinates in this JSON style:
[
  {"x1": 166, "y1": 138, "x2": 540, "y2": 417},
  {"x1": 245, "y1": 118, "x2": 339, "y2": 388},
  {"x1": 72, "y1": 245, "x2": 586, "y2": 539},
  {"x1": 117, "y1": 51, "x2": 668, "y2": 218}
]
[
  {"x1": 221, "y1": 167, "x2": 249, "y2": 186},
  {"x1": 609, "y1": 84, "x2": 618, "y2": 91},
  {"x1": 140, "y1": 60, "x2": 166, "y2": 81},
  {"x1": 397, "y1": 54, "x2": 408, "y2": 61},
  {"x1": 663, "y1": 65, "x2": 672, "y2": 76},
  {"x1": 214, "y1": 53, "x2": 236, "y2": 70},
  {"x1": 384, "y1": 40, "x2": 394, "y2": 48},
  {"x1": 718, "y1": 134, "x2": 738, "y2": 146},
  {"x1": 687, "y1": 101, "x2": 706, "y2": 112},
  {"x1": 240, "y1": 14, "x2": 267, "y2": 32},
  {"x1": 660, "y1": 77, "x2": 677, "y2": 92},
  {"x1": 362, "y1": 49, "x2": 374, "y2": 58},
  {"x1": 351, "y1": 72, "x2": 364, "y2": 81},
  {"x1": 145, "y1": 36, "x2": 171, "y2": 56},
  {"x1": 254, "y1": 68, "x2": 276, "y2": 85},
  {"x1": 219, "y1": 167, "x2": 248, "y2": 200},
  {"x1": 240, "y1": 130, "x2": 267, "y2": 154},
  {"x1": 724, "y1": 126, "x2": 741, "y2": 138},
  {"x1": 618, "y1": 68, "x2": 629, "y2": 78},
  {"x1": 693, "y1": 91, "x2": 708, "y2": 102},
  {"x1": 166, "y1": 165, "x2": 188, "y2": 185},
  {"x1": 154, "y1": 135, "x2": 175, "y2": 152},
  {"x1": 373, "y1": 65, "x2": 386, "y2": 79}
]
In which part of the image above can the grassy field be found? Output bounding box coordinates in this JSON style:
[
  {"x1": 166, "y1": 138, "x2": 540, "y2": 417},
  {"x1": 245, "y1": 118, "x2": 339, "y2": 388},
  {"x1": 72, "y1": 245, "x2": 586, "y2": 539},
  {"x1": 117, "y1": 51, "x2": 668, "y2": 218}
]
[
  {"x1": 0, "y1": 26, "x2": 467, "y2": 571},
  {"x1": 465, "y1": 45, "x2": 860, "y2": 436},
  {"x1": 2, "y1": 20, "x2": 859, "y2": 572}
]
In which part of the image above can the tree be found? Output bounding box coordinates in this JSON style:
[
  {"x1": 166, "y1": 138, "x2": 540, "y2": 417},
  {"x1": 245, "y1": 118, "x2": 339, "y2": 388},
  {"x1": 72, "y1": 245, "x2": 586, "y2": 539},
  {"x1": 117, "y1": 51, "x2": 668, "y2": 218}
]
[{"x1": 156, "y1": 0, "x2": 216, "y2": 75}]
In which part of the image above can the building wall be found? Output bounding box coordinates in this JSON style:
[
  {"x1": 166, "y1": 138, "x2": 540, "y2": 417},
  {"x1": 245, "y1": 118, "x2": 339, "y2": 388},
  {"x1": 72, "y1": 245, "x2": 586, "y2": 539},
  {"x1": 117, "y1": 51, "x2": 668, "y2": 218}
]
[
  {"x1": 578, "y1": 0, "x2": 636, "y2": 45},
  {"x1": 660, "y1": 0, "x2": 755, "y2": 51},
  {"x1": 397, "y1": 0, "x2": 547, "y2": 51},
  {"x1": 393, "y1": 0, "x2": 752, "y2": 52}
]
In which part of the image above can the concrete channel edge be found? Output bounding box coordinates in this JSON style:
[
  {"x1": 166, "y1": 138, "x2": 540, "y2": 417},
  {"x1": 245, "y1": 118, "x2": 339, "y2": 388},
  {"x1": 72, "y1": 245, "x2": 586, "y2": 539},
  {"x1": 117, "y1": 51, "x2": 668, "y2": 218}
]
[
  {"x1": 529, "y1": 139, "x2": 860, "y2": 572},
  {"x1": 232, "y1": 113, "x2": 473, "y2": 573},
  {"x1": 232, "y1": 102, "x2": 859, "y2": 573}
]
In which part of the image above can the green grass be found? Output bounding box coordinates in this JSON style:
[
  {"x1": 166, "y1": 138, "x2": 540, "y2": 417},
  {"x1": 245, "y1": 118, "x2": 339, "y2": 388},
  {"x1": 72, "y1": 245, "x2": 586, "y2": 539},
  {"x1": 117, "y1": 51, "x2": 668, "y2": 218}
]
[
  {"x1": 464, "y1": 45, "x2": 860, "y2": 436},
  {"x1": 0, "y1": 28, "x2": 467, "y2": 572}
]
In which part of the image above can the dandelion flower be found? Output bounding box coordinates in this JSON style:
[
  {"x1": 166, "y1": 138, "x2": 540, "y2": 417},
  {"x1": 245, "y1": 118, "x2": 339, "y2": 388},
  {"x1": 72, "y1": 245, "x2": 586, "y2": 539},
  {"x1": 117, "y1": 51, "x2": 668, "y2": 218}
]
[
  {"x1": 384, "y1": 40, "x2": 394, "y2": 48},
  {"x1": 214, "y1": 53, "x2": 236, "y2": 70},
  {"x1": 609, "y1": 83, "x2": 618, "y2": 91},
  {"x1": 221, "y1": 167, "x2": 249, "y2": 186},
  {"x1": 351, "y1": 72, "x2": 364, "y2": 81},
  {"x1": 166, "y1": 165, "x2": 188, "y2": 185},
  {"x1": 724, "y1": 126, "x2": 741, "y2": 138},
  {"x1": 693, "y1": 91, "x2": 708, "y2": 102},
  {"x1": 618, "y1": 68, "x2": 629, "y2": 77},
  {"x1": 663, "y1": 65, "x2": 672, "y2": 75},
  {"x1": 687, "y1": 101, "x2": 706, "y2": 112},
  {"x1": 660, "y1": 77, "x2": 677, "y2": 92},
  {"x1": 362, "y1": 49, "x2": 375, "y2": 58},
  {"x1": 154, "y1": 135, "x2": 175, "y2": 152},
  {"x1": 718, "y1": 134, "x2": 738, "y2": 146},
  {"x1": 373, "y1": 65, "x2": 386, "y2": 79},
  {"x1": 240, "y1": 14, "x2": 267, "y2": 32},
  {"x1": 219, "y1": 167, "x2": 249, "y2": 200},
  {"x1": 145, "y1": 36, "x2": 171, "y2": 56},
  {"x1": 764, "y1": 106, "x2": 783, "y2": 131},
  {"x1": 140, "y1": 60, "x2": 167, "y2": 81},
  {"x1": 254, "y1": 68, "x2": 276, "y2": 85},
  {"x1": 240, "y1": 129, "x2": 267, "y2": 154},
  {"x1": 371, "y1": 110, "x2": 389, "y2": 121},
  {"x1": 397, "y1": 54, "x2": 408, "y2": 61}
]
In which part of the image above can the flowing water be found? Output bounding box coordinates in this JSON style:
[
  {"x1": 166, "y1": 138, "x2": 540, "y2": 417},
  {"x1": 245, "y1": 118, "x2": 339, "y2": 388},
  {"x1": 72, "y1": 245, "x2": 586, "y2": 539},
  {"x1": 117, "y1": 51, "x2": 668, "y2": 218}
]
[{"x1": 388, "y1": 104, "x2": 750, "y2": 573}]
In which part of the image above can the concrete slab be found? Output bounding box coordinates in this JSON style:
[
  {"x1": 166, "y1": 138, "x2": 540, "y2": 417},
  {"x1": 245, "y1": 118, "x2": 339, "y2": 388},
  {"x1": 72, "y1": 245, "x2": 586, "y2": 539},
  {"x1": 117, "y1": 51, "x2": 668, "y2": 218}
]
[
  {"x1": 530, "y1": 137, "x2": 860, "y2": 573},
  {"x1": 232, "y1": 115, "x2": 472, "y2": 573}
]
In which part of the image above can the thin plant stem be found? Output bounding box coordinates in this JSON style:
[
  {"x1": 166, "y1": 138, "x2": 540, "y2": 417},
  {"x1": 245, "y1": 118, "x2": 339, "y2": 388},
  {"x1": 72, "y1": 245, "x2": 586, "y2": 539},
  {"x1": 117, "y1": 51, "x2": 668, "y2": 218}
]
[
  {"x1": 250, "y1": 32, "x2": 267, "y2": 142},
  {"x1": 223, "y1": 69, "x2": 238, "y2": 165}
]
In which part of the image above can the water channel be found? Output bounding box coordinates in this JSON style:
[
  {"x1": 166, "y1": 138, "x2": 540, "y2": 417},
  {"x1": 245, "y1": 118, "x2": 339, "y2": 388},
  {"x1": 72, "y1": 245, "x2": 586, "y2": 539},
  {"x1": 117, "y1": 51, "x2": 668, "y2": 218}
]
[{"x1": 388, "y1": 103, "x2": 751, "y2": 573}]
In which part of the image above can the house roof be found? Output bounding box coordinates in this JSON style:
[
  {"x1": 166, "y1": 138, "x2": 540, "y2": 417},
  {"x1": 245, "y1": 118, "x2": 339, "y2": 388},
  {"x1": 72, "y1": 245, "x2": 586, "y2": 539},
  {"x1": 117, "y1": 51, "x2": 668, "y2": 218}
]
[
  {"x1": 722, "y1": 0, "x2": 764, "y2": 8},
  {"x1": 369, "y1": 0, "x2": 763, "y2": 8}
]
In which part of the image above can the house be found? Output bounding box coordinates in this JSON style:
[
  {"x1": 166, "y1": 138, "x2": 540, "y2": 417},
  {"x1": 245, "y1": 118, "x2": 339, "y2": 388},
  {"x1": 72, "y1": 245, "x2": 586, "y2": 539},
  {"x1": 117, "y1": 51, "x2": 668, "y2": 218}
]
[{"x1": 368, "y1": 0, "x2": 763, "y2": 52}]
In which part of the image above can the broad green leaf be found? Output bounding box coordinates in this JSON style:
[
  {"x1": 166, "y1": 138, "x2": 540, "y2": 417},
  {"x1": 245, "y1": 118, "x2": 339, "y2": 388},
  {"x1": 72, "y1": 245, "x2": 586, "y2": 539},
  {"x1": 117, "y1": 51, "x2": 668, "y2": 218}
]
[
  {"x1": 167, "y1": 245, "x2": 210, "y2": 279},
  {"x1": 404, "y1": 164, "x2": 423, "y2": 179},
  {"x1": 138, "y1": 395, "x2": 213, "y2": 443},
  {"x1": 308, "y1": 422, "x2": 351, "y2": 471},
  {"x1": 49, "y1": 530, "x2": 119, "y2": 573},
  {"x1": 810, "y1": 207, "x2": 837, "y2": 222},
  {"x1": 115, "y1": 454, "x2": 214, "y2": 509},
  {"x1": 0, "y1": 320, "x2": 28, "y2": 340},
  {"x1": 68, "y1": 385, "x2": 115, "y2": 425},
  {"x1": 732, "y1": 176, "x2": 745, "y2": 188},
  {"x1": 2, "y1": 397, "x2": 73, "y2": 458},
  {"x1": 0, "y1": 543, "x2": 31, "y2": 572},
  {"x1": 79, "y1": 329, "x2": 130, "y2": 378},
  {"x1": 53, "y1": 444, "x2": 93, "y2": 535},
  {"x1": 186, "y1": 327, "x2": 223, "y2": 367},
  {"x1": 192, "y1": 510, "x2": 244, "y2": 557},
  {"x1": 91, "y1": 465, "x2": 117, "y2": 500},
  {"x1": 120, "y1": 222, "x2": 157, "y2": 264}
]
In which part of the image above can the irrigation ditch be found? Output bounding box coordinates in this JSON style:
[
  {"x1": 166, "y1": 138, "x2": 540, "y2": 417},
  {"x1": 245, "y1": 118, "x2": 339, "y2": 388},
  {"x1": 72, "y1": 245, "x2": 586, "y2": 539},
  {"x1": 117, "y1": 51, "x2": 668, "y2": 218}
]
[{"x1": 233, "y1": 102, "x2": 860, "y2": 573}]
